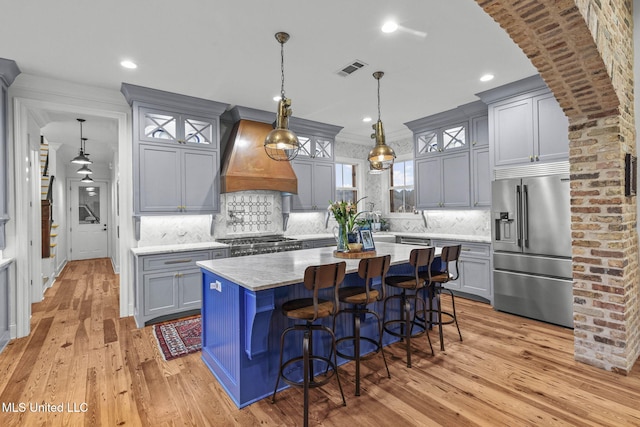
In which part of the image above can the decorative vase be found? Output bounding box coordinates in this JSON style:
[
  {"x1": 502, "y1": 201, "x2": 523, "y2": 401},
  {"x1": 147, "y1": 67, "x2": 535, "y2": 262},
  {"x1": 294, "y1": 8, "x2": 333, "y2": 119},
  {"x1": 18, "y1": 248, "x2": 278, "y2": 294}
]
[{"x1": 336, "y1": 223, "x2": 349, "y2": 252}]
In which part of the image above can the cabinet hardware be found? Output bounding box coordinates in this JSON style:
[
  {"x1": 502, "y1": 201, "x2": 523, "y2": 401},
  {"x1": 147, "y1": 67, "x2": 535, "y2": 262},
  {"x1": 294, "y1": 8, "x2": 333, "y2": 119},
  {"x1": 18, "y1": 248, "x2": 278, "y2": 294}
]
[
  {"x1": 165, "y1": 259, "x2": 193, "y2": 264},
  {"x1": 529, "y1": 155, "x2": 534, "y2": 162},
  {"x1": 535, "y1": 155, "x2": 539, "y2": 161}
]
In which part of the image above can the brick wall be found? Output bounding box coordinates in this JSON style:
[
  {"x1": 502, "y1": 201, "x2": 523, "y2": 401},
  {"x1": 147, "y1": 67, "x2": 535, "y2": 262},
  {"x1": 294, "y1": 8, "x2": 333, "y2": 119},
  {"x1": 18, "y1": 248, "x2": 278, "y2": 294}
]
[{"x1": 475, "y1": 0, "x2": 638, "y2": 373}]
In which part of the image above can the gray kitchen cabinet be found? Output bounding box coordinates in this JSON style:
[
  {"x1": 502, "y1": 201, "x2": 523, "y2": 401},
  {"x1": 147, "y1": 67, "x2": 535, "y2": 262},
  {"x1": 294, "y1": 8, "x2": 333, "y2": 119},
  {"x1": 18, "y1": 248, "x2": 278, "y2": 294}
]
[
  {"x1": 138, "y1": 143, "x2": 218, "y2": 213},
  {"x1": 137, "y1": 106, "x2": 218, "y2": 148},
  {"x1": 406, "y1": 101, "x2": 486, "y2": 211},
  {"x1": 477, "y1": 75, "x2": 569, "y2": 168},
  {"x1": 121, "y1": 83, "x2": 229, "y2": 238},
  {"x1": 0, "y1": 59, "x2": 20, "y2": 249},
  {"x1": 133, "y1": 248, "x2": 229, "y2": 327},
  {"x1": 472, "y1": 147, "x2": 491, "y2": 207},
  {"x1": 291, "y1": 159, "x2": 335, "y2": 211},
  {"x1": 287, "y1": 118, "x2": 342, "y2": 212},
  {"x1": 416, "y1": 151, "x2": 470, "y2": 209},
  {"x1": 294, "y1": 135, "x2": 334, "y2": 161},
  {"x1": 0, "y1": 261, "x2": 11, "y2": 352},
  {"x1": 431, "y1": 239, "x2": 492, "y2": 302}
]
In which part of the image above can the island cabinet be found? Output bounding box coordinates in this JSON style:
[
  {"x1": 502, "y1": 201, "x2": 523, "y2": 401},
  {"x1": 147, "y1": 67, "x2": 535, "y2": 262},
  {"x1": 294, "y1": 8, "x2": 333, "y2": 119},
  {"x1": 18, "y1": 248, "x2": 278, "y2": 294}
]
[
  {"x1": 288, "y1": 118, "x2": 342, "y2": 212},
  {"x1": 476, "y1": 74, "x2": 569, "y2": 168},
  {"x1": 121, "y1": 83, "x2": 229, "y2": 239},
  {"x1": 0, "y1": 59, "x2": 20, "y2": 249},
  {"x1": 430, "y1": 239, "x2": 492, "y2": 303},
  {"x1": 197, "y1": 243, "x2": 432, "y2": 408},
  {"x1": 133, "y1": 248, "x2": 229, "y2": 327},
  {"x1": 406, "y1": 101, "x2": 487, "y2": 210}
]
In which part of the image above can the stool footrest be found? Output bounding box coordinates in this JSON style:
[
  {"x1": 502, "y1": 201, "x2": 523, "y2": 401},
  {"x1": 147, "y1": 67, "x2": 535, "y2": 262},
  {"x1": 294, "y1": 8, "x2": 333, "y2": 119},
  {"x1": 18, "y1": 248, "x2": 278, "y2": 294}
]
[
  {"x1": 280, "y1": 355, "x2": 338, "y2": 390},
  {"x1": 383, "y1": 319, "x2": 427, "y2": 339},
  {"x1": 336, "y1": 336, "x2": 381, "y2": 361}
]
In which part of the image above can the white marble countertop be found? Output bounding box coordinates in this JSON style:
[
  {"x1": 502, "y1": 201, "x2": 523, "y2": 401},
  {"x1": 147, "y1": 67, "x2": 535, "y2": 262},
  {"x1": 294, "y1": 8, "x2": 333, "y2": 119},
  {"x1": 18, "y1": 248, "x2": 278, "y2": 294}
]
[
  {"x1": 131, "y1": 241, "x2": 229, "y2": 256},
  {"x1": 197, "y1": 242, "x2": 438, "y2": 292},
  {"x1": 289, "y1": 232, "x2": 491, "y2": 244},
  {"x1": 0, "y1": 258, "x2": 14, "y2": 269}
]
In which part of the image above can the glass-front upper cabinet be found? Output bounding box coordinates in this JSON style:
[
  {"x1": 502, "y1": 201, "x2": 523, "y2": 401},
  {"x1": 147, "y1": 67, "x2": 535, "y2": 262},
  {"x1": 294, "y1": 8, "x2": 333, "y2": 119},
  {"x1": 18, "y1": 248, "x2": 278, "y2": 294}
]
[
  {"x1": 295, "y1": 135, "x2": 333, "y2": 160},
  {"x1": 416, "y1": 122, "x2": 467, "y2": 156},
  {"x1": 139, "y1": 107, "x2": 216, "y2": 147}
]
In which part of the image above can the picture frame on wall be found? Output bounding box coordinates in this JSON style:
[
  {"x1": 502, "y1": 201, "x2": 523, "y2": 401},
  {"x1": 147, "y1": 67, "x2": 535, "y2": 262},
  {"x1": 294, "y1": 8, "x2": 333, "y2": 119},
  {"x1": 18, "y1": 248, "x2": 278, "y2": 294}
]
[{"x1": 360, "y1": 229, "x2": 375, "y2": 251}]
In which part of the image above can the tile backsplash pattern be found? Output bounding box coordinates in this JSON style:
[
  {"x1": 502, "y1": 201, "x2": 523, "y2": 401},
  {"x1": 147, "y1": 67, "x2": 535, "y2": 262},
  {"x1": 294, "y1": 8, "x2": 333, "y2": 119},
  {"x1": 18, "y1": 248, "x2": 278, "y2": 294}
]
[{"x1": 226, "y1": 193, "x2": 275, "y2": 233}]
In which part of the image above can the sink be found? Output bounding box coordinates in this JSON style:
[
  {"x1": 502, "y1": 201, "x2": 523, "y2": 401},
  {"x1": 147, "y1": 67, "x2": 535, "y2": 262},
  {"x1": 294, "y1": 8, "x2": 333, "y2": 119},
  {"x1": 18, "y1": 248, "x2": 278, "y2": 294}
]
[{"x1": 373, "y1": 234, "x2": 397, "y2": 243}]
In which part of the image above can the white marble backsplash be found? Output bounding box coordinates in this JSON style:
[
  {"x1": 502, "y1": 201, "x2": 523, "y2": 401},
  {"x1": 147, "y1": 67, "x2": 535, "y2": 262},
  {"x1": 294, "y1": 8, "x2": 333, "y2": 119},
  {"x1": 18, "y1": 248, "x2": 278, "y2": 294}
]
[{"x1": 138, "y1": 208, "x2": 490, "y2": 246}]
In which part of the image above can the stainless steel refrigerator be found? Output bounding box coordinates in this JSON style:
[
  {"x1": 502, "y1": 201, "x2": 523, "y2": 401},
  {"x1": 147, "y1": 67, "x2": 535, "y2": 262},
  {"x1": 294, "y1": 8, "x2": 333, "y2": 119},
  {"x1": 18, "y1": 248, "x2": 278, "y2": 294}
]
[{"x1": 492, "y1": 174, "x2": 573, "y2": 328}]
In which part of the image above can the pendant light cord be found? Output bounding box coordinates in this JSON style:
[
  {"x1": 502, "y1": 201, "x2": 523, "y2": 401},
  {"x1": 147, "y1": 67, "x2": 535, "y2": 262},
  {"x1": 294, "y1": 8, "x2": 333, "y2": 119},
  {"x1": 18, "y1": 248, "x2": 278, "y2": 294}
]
[
  {"x1": 377, "y1": 78, "x2": 381, "y2": 121},
  {"x1": 280, "y1": 40, "x2": 286, "y2": 100}
]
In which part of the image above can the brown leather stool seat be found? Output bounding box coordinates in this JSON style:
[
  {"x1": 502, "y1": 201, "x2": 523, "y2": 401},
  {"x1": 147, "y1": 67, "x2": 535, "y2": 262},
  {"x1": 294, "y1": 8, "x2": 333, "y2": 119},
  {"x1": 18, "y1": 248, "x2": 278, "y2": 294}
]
[
  {"x1": 333, "y1": 255, "x2": 391, "y2": 396},
  {"x1": 382, "y1": 247, "x2": 435, "y2": 368},
  {"x1": 271, "y1": 261, "x2": 347, "y2": 427}
]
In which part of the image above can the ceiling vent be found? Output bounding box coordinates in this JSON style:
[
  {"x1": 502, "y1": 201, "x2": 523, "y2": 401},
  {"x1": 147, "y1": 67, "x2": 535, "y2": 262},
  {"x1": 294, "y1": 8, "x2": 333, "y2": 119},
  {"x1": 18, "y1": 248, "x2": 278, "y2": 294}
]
[{"x1": 336, "y1": 60, "x2": 367, "y2": 77}]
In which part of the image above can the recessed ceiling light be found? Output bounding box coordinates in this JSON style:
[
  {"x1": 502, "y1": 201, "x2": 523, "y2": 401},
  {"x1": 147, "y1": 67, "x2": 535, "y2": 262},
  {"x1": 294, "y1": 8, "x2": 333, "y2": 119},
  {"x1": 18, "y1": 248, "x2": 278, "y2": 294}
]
[
  {"x1": 363, "y1": 117, "x2": 372, "y2": 122},
  {"x1": 381, "y1": 21, "x2": 398, "y2": 33},
  {"x1": 120, "y1": 60, "x2": 137, "y2": 69},
  {"x1": 480, "y1": 73, "x2": 494, "y2": 82}
]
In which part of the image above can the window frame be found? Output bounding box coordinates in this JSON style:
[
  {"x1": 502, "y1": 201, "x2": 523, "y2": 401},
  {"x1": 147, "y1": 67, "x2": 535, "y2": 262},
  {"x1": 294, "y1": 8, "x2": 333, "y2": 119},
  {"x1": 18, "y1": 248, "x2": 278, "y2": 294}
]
[
  {"x1": 384, "y1": 154, "x2": 417, "y2": 218},
  {"x1": 335, "y1": 157, "x2": 366, "y2": 211}
]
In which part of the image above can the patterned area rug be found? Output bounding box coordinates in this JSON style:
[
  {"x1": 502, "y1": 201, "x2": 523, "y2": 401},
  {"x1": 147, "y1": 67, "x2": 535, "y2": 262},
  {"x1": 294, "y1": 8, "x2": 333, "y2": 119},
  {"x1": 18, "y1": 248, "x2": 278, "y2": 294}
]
[{"x1": 153, "y1": 316, "x2": 202, "y2": 361}]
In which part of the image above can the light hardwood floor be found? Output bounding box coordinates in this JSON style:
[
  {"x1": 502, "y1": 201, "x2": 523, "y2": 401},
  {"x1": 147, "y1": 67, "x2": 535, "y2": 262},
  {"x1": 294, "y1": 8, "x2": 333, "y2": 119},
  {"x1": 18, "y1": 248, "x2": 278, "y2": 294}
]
[{"x1": 1, "y1": 258, "x2": 640, "y2": 426}]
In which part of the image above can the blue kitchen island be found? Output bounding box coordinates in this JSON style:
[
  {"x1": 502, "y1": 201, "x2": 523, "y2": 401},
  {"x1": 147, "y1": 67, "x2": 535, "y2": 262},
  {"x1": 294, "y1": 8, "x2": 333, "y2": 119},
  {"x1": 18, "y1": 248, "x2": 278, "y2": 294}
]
[{"x1": 197, "y1": 242, "x2": 436, "y2": 408}]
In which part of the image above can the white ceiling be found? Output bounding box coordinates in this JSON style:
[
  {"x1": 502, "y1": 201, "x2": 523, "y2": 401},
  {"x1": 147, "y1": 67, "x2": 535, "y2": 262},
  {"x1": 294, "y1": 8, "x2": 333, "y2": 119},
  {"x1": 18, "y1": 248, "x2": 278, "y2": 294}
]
[{"x1": 1, "y1": 0, "x2": 537, "y2": 164}]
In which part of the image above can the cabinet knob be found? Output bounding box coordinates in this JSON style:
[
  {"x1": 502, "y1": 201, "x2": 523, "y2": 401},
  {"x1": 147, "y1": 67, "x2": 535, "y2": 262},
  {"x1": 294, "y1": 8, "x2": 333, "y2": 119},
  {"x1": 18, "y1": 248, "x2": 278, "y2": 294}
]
[
  {"x1": 529, "y1": 155, "x2": 534, "y2": 162},
  {"x1": 535, "y1": 155, "x2": 539, "y2": 161}
]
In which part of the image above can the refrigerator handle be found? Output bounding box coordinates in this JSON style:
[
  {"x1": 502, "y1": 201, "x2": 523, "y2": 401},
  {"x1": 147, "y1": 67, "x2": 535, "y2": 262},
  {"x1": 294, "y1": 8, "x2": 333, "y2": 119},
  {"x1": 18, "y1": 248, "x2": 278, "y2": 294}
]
[
  {"x1": 516, "y1": 185, "x2": 522, "y2": 247},
  {"x1": 523, "y1": 184, "x2": 529, "y2": 248}
]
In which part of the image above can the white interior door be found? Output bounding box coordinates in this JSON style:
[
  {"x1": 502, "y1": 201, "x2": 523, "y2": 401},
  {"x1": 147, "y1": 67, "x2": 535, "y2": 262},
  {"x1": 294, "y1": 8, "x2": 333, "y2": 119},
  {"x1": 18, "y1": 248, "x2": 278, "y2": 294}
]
[{"x1": 70, "y1": 181, "x2": 108, "y2": 260}]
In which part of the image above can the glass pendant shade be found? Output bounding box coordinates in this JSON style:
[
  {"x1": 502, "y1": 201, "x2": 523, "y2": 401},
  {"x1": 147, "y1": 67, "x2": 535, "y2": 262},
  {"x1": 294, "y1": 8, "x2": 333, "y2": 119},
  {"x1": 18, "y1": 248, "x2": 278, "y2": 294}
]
[
  {"x1": 76, "y1": 164, "x2": 93, "y2": 175},
  {"x1": 264, "y1": 32, "x2": 299, "y2": 161},
  {"x1": 368, "y1": 160, "x2": 385, "y2": 174},
  {"x1": 81, "y1": 175, "x2": 94, "y2": 183},
  {"x1": 367, "y1": 72, "x2": 395, "y2": 170}
]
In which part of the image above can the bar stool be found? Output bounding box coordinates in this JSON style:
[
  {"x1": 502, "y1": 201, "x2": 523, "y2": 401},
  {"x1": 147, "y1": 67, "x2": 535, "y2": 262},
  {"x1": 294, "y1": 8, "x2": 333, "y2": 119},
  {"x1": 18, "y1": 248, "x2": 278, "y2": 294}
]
[
  {"x1": 421, "y1": 244, "x2": 463, "y2": 351},
  {"x1": 271, "y1": 261, "x2": 347, "y2": 427},
  {"x1": 382, "y1": 247, "x2": 435, "y2": 368},
  {"x1": 332, "y1": 255, "x2": 391, "y2": 396}
]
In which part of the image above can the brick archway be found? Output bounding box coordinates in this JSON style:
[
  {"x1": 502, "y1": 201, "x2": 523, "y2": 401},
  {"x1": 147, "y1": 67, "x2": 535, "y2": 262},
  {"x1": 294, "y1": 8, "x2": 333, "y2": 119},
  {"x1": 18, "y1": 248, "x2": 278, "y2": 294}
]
[{"x1": 475, "y1": 0, "x2": 638, "y2": 373}]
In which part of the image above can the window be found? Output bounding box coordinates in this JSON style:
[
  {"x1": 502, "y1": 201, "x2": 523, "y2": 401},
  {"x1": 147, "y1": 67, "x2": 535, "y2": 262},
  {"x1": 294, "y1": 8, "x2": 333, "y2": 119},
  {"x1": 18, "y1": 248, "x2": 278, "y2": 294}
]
[
  {"x1": 78, "y1": 186, "x2": 101, "y2": 224},
  {"x1": 389, "y1": 160, "x2": 415, "y2": 213},
  {"x1": 336, "y1": 163, "x2": 357, "y2": 202}
]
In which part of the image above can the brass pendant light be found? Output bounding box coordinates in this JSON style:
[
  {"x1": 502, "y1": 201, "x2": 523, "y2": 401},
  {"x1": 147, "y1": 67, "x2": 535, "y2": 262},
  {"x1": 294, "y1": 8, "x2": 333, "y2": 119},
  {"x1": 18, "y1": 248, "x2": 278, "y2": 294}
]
[
  {"x1": 368, "y1": 71, "x2": 395, "y2": 170},
  {"x1": 264, "y1": 31, "x2": 299, "y2": 161}
]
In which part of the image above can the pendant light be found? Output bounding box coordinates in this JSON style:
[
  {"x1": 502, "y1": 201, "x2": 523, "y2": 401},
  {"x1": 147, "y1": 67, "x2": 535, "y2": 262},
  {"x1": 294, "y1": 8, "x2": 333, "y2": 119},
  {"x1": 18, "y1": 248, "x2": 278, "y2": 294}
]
[
  {"x1": 81, "y1": 175, "x2": 94, "y2": 183},
  {"x1": 264, "y1": 31, "x2": 299, "y2": 161},
  {"x1": 71, "y1": 119, "x2": 92, "y2": 165},
  {"x1": 367, "y1": 71, "x2": 396, "y2": 170},
  {"x1": 76, "y1": 164, "x2": 93, "y2": 175},
  {"x1": 368, "y1": 160, "x2": 385, "y2": 174}
]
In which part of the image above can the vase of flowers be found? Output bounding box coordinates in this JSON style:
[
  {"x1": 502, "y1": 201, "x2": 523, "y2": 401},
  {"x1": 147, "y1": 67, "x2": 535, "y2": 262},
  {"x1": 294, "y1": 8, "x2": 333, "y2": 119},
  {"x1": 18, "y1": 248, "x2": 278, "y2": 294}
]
[{"x1": 328, "y1": 198, "x2": 364, "y2": 252}]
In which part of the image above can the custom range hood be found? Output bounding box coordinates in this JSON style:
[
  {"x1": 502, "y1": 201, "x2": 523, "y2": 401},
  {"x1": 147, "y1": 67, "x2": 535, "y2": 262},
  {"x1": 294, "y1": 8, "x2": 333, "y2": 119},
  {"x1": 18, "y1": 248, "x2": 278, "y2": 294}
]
[{"x1": 220, "y1": 106, "x2": 297, "y2": 194}]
